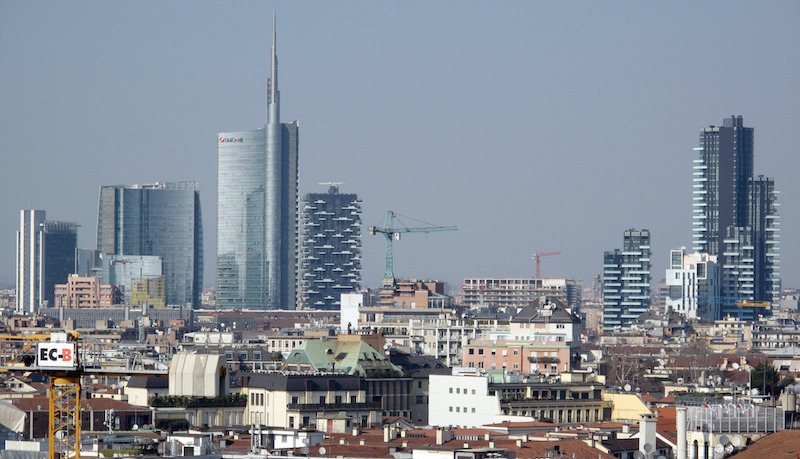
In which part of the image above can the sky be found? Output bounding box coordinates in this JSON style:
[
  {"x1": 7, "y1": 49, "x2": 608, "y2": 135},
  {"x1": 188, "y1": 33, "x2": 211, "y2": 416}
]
[{"x1": 1, "y1": 1, "x2": 798, "y2": 296}]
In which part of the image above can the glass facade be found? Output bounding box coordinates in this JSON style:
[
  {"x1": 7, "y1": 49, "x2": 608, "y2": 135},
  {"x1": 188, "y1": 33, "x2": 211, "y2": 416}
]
[
  {"x1": 216, "y1": 130, "x2": 268, "y2": 309},
  {"x1": 42, "y1": 221, "x2": 78, "y2": 307},
  {"x1": 96, "y1": 182, "x2": 203, "y2": 308},
  {"x1": 215, "y1": 19, "x2": 299, "y2": 310}
]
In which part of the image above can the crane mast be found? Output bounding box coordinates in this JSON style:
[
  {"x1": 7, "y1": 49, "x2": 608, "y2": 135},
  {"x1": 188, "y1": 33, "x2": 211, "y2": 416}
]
[{"x1": 369, "y1": 211, "x2": 456, "y2": 289}]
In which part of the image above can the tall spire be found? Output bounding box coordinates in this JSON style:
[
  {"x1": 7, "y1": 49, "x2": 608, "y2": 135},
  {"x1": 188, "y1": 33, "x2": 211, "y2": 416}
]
[{"x1": 268, "y1": 9, "x2": 279, "y2": 108}]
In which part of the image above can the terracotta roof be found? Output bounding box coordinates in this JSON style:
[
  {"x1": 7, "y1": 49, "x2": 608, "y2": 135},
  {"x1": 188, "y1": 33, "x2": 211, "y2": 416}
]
[
  {"x1": 307, "y1": 429, "x2": 616, "y2": 459},
  {"x1": 11, "y1": 396, "x2": 149, "y2": 411},
  {"x1": 729, "y1": 430, "x2": 800, "y2": 458}
]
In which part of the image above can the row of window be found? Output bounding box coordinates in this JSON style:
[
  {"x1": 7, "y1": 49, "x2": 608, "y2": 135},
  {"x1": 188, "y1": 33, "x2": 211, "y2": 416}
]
[
  {"x1": 448, "y1": 387, "x2": 477, "y2": 395},
  {"x1": 448, "y1": 406, "x2": 476, "y2": 413}
]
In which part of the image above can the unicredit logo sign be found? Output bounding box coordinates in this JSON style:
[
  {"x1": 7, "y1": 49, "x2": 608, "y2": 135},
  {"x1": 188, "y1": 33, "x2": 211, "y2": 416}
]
[{"x1": 219, "y1": 137, "x2": 244, "y2": 143}]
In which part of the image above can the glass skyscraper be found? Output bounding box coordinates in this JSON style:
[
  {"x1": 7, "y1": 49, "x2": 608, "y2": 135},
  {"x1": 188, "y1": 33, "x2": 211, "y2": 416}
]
[
  {"x1": 96, "y1": 182, "x2": 203, "y2": 308},
  {"x1": 300, "y1": 185, "x2": 362, "y2": 310},
  {"x1": 692, "y1": 116, "x2": 780, "y2": 315},
  {"x1": 216, "y1": 14, "x2": 299, "y2": 310},
  {"x1": 602, "y1": 229, "x2": 651, "y2": 330}
]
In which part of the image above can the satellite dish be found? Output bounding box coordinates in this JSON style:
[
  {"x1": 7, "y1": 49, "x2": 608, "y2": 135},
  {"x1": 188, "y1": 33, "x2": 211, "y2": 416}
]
[
  {"x1": 751, "y1": 388, "x2": 759, "y2": 396},
  {"x1": 319, "y1": 447, "x2": 327, "y2": 455},
  {"x1": 302, "y1": 438, "x2": 310, "y2": 445},
  {"x1": 725, "y1": 445, "x2": 734, "y2": 453},
  {"x1": 643, "y1": 443, "x2": 653, "y2": 452},
  {"x1": 719, "y1": 435, "x2": 729, "y2": 446},
  {"x1": 732, "y1": 437, "x2": 742, "y2": 447},
  {"x1": 633, "y1": 452, "x2": 645, "y2": 459},
  {"x1": 301, "y1": 447, "x2": 309, "y2": 455},
  {"x1": 624, "y1": 384, "x2": 632, "y2": 392},
  {"x1": 714, "y1": 444, "x2": 724, "y2": 453},
  {"x1": 733, "y1": 362, "x2": 740, "y2": 370},
  {"x1": 133, "y1": 424, "x2": 139, "y2": 430}
]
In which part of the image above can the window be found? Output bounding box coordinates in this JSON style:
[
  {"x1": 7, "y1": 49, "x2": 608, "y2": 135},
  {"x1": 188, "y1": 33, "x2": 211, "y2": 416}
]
[
  {"x1": 468, "y1": 349, "x2": 474, "y2": 355},
  {"x1": 416, "y1": 396, "x2": 423, "y2": 404},
  {"x1": 449, "y1": 406, "x2": 453, "y2": 412},
  {"x1": 456, "y1": 407, "x2": 460, "y2": 412},
  {"x1": 513, "y1": 363, "x2": 519, "y2": 369},
  {"x1": 319, "y1": 395, "x2": 326, "y2": 404},
  {"x1": 289, "y1": 416, "x2": 295, "y2": 428},
  {"x1": 478, "y1": 349, "x2": 484, "y2": 355},
  {"x1": 471, "y1": 408, "x2": 476, "y2": 413},
  {"x1": 335, "y1": 395, "x2": 342, "y2": 404},
  {"x1": 471, "y1": 389, "x2": 476, "y2": 395},
  {"x1": 239, "y1": 352, "x2": 248, "y2": 360},
  {"x1": 513, "y1": 350, "x2": 519, "y2": 356},
  {"x1": 449, "y1": 388, "x2": 453, "y2": 394},
  {"x1": 291, "y1": 396, "x2": 299, "y2": 404},
  {"x1": 351, "y1": 395, "x2": 357, "y2": 404},
  {"x1": 491, "y1": 350, "x2": 496, "y2": 356},
  {"x1": 253, "y1": 351, "x2": 262, "y2": 360},
  {"x1": 456, "y1": 388, "x2": 460, "y2": 394}
]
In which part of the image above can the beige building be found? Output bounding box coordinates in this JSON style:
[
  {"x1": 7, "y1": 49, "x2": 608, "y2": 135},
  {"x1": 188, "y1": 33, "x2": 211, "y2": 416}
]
[{"x1": 243, "y1": 372, "x2": 380, "y2": 430}]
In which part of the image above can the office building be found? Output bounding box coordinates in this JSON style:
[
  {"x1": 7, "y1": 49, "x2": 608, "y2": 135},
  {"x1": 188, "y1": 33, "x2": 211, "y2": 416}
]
[
  {"x1": 217, "y1": 14, "x2": 299, "y2": 309},
  {"x1": 96, "y1": 182, "x2": 203, "y2": 308},
  {"x1": 665, "y1": 247, "x2": 720, "y2": 320},
  {"x1": 692, "y1": 116, "x2": 780, "y2": 313},
  {"x1": 602, "y1": 229, "x2": 651, "y2": 330},
  {"x1": 41, "y1": 220, "x2": 78, "y2": 307},
  {"x1": 100, "y1": 255, "x2": 163, "y2": 304},
  {"x1": 299, "y1": 184, "x2": 361, "y2": 310},
  {"x1": 16, "y1": 210, "x2": 77, "y2": 314},
  {"x1": 16, "y1": 210, "x2": 45, "y2": 314}
]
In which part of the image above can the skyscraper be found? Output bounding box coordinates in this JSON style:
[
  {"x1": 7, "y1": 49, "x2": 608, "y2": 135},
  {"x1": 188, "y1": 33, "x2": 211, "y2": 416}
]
[
  {"x1": 692, "y1": 116, "x2": 780, "y2": 315},
  {"x1": 16, "y1": 210, "x2": 77, "y2": 314},
  {"x1": 602, "y1": 229, "x2": 651, "y2": 330},
  {"x1": 42, "y1": 220, "x2": 78, "y2": 307},
  {"x1": 96, "y1": 182, "x2": 203, "y2": 308},
  {"x1": 300, "y1": 185, "x2": 362, "y2": 310},
  {"x1": 216, "y1": 14, "x2": 299, "y2": 310}
]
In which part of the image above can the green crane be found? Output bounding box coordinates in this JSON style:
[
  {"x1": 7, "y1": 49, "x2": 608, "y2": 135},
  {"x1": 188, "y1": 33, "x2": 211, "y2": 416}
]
[{"x1": 369, "y1": 211, "x2": 457, "y2": 289}]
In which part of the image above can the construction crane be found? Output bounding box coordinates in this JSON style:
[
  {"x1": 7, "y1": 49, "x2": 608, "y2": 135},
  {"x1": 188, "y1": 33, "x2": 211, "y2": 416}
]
[
  {"x1": 531, "y1": 251, "x2": 561, "y2": 278},
  {"x1": 369, "y1": 211, "x2": 456, "y2": 289},
  {"x1": 0, "y1": 332, "x2": 168, "y2": 459}
]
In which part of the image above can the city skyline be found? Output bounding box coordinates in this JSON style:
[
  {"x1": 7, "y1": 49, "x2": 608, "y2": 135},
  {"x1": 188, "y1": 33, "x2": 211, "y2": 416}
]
[{"x1": 1, "y1": 3, "x2": 799, "y2": 293}]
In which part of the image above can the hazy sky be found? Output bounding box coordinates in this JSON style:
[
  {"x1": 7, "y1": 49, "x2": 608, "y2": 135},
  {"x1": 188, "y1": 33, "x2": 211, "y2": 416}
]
[{"x1": 1, "y1": 2, "x2": 798, "y2": 295}]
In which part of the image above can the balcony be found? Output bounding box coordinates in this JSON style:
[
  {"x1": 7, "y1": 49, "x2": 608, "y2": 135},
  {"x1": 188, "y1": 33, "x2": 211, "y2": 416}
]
[{"x1": 286, "y1": 401, "x2": 381, "y2": 412}]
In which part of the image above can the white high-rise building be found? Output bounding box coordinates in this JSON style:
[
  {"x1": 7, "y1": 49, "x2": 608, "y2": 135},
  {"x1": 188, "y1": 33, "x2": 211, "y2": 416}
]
[
  {"x1": 16, "y1": 210, "x2": 46, "y2": 314},
  {"x1": 665, "y1": 247, "x2": 720, "y2": 320}
]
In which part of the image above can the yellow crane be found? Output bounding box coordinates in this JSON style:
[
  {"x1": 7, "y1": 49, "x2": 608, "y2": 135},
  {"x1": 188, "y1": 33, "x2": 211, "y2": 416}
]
[{"x1": 0, "y1": 332, "x2": 168, "y2": 459}]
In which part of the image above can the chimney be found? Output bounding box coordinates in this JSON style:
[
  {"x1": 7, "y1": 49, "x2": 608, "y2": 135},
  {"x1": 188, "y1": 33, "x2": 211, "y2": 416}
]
[
  {"x1": 489, "y1": 441, "x2": 496, "y2": 448},
  {"x1": 339, "y1": 438, "x2": 346, "y2": 445},
  {"x1": 639, "y1": 414, "x2": 657, "y2": 457},
  {"x1": 622, "y1": 424, "x2": 630, "y2": 434},
  {"x1": 484, "y1": 433, "x2": 491, "y2": 441},
  {"x1": 402, "y1": 441, "x2": 409, "y2": 448},
  {"x1": 352, "y1": 427, "x2": 359, "y2": 436},
  {"x1": 516, "y1": 439, "x2": 523, "y2": 448},
  {"x1": 676, "y1": 407, "x2": 687, "y2": 459},
  {"x1": 359, "y1": 439, "x2": 367, "y2": 446},
  {"x1": 436, "y1": 428, "x2": 454, "y2": 445},
  {"x1": 463, "y1": 443, "x2": 470, "y2": 448}
]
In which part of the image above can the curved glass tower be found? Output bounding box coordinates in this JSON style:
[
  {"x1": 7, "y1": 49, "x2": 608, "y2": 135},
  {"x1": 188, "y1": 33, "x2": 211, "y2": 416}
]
[{"x1": 216, "y1": 13, "x2": 299, "y2": 309}]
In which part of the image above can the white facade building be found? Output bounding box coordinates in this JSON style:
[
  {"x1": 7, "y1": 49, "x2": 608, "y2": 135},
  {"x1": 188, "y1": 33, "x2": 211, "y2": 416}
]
[
  {"x1": 665, "y1": 248, "x2": 720, "y2": 320},
  {"x1": 428, "y1": 369, "x2": 533, "y2": 428}
]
